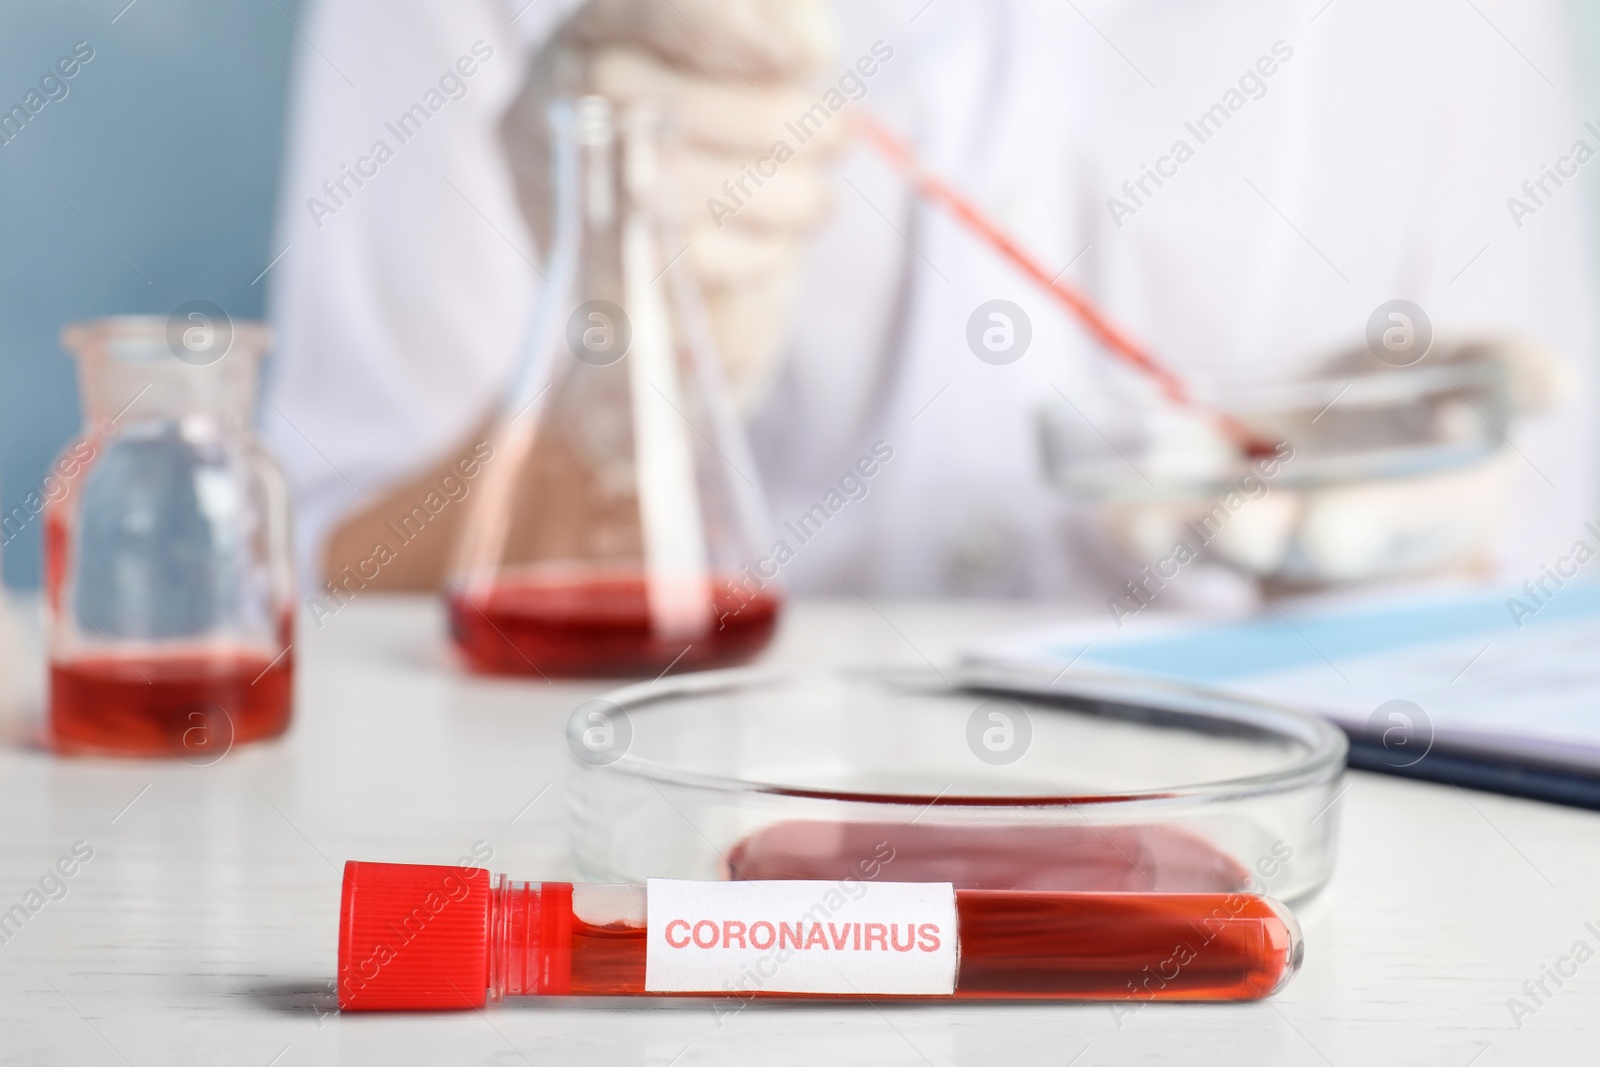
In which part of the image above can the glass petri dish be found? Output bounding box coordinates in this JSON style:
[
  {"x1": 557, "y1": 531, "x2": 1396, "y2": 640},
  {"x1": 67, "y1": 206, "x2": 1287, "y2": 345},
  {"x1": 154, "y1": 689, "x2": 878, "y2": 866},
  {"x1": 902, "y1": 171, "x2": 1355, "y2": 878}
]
[{"x1": 567, "y1": 666, "x2": 1346, "y2": 905}]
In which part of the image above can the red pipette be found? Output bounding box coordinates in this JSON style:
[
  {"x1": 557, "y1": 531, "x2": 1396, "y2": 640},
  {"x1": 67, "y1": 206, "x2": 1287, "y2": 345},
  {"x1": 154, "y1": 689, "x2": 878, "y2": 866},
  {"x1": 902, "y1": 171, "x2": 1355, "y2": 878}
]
[{"x1": 856, "y1": 113, "x2": 1277, "y2": 459}]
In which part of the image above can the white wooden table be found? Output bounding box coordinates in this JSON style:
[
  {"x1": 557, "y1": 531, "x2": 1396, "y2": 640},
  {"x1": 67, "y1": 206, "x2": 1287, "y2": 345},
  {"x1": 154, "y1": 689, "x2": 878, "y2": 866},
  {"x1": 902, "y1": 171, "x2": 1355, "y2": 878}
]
[{"x1": 1, "y1": 595, "x2": 1596, "y2": 1065}]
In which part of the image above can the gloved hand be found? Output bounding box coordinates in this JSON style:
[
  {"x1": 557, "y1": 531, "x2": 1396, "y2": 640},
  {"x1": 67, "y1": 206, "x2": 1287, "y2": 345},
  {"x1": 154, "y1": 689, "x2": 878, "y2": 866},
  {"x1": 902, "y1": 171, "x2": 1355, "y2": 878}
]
[
  {"x1": 1091, "y1": 334, "x2": 1573, "y2": 588},
  {"x1": 501, "y1": 0, "x2": 841, "y2": 411},
  {"x1": 1312, "y1": 333, "x2": 1574, "y2": 418},
  {"x1": 1276, "y1": 333, "x2": 1572, "y2": 583}
]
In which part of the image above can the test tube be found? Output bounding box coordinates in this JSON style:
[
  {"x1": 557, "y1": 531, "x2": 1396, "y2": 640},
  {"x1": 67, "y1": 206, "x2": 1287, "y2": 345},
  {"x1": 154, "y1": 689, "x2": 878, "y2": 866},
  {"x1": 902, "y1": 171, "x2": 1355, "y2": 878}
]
[{"x1": 338, "y1": 862, "x2": 1303, "y2": 1009}]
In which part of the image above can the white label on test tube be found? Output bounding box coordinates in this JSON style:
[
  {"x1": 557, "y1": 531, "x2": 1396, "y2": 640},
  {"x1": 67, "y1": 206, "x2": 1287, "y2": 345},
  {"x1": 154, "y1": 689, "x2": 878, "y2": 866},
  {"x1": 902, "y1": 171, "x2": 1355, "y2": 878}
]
[
  {"x1": 624, "y1": 215, "x2": 711, "y2": 640},
  {"x1": 644, "y1": 879, "x2": 959, "y2": 996}
]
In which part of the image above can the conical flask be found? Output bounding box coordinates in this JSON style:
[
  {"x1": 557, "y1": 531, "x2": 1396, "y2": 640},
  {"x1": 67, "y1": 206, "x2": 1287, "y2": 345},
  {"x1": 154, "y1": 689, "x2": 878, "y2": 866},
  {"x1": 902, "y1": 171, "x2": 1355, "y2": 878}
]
[{"x1": 448, "y1": 97, "x2": 784, "y2": 677}]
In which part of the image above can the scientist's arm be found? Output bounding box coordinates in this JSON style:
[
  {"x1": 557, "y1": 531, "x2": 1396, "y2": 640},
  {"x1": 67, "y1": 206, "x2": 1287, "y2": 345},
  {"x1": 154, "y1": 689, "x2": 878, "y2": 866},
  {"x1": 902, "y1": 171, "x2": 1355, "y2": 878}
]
[{"x1": 323, "y1": 422, "x2": 494, "y2": 591}]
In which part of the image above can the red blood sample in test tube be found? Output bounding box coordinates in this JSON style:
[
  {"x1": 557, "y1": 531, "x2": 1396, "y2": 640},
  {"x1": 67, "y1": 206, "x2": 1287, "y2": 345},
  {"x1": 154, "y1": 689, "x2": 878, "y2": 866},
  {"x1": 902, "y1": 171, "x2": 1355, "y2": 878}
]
[{"x1": 336, "y1": 862, "x2": 1303, "y2": 1010}]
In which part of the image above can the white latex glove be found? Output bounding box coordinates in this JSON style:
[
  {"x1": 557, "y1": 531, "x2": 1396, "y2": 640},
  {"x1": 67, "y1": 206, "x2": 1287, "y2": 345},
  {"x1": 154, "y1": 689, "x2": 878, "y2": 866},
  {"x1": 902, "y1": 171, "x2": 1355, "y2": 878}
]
[
  {"x1": 1294, "y1": 452, "x2": 1515, "y2": 583},
  {"x1": 568, "y1": 0, "x2": 835, "y2": 79},
  {"x1": 1095, "y1": 334, "x2": 1570, "y2": 587},
  {"x1": 502, "y1": 0, "x2": 841, "y2": 410},
  {"x1": 1097, "y1": 455, "x2": 1511, "y2": 589},
  {"x1": 1097, "y1": 409, "x2": 1300, "y2": 580},
  {"x1": 1316, "y1": 333, "x2": 1575, "y2": 417},
  {"x1": 1281, "y1": 333, "x2": 1570, "y2": 583}
]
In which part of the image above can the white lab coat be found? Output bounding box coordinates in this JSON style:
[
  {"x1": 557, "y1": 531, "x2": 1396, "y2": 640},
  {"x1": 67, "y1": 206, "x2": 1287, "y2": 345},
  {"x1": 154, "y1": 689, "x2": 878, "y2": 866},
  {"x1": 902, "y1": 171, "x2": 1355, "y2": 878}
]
[{"x1": 265, "y1": 0, "x2": 1595, "y2": 604}]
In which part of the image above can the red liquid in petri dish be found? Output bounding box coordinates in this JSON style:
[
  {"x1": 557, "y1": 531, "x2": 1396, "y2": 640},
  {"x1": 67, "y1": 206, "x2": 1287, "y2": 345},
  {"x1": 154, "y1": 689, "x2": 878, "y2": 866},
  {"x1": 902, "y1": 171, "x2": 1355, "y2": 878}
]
[
  {"x1": 49, "y1": 650, "x2": 293, "y2": 757},
  {"x1": 727, "y1": 819, "x2": 1253, "y2": 892},
  {"x1": 448, "y1": 570, "x2": 781, "y2": 677}
]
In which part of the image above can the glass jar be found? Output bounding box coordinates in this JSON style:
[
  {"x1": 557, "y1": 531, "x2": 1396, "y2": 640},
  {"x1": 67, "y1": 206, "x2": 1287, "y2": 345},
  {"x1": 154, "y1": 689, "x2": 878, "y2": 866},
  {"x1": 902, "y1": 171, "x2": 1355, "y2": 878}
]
[{"x1": 46, "y1": 316, "x2": 294, "y2": 758}]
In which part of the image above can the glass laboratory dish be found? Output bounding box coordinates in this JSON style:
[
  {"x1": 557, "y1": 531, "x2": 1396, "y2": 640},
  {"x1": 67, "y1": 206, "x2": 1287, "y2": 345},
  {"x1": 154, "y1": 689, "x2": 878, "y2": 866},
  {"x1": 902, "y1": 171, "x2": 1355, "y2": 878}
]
[
  {"x1": 566, "y1": 666, "x2": 1346, "y2": 906},
  {"x1": 1038, "y1": 356, "x2": 1513, "y2": 587}
]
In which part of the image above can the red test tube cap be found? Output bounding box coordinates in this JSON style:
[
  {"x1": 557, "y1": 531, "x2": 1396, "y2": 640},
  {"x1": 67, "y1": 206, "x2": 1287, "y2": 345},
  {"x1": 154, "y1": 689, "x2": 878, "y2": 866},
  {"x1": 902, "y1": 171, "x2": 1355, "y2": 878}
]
[{"x1": 338, "y1": 861, "x2": 493, "y2": 1011}]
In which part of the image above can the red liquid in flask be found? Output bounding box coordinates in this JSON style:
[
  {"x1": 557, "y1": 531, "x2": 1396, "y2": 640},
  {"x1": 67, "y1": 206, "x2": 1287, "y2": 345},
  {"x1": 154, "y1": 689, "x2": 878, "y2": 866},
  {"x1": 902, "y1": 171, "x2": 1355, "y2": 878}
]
[
  {"x1": 448, "y1": 570, "x2": 781, "y2": 677},
  {"x1": 49, "y1": 650, "x2": 293, "y2": 757}
]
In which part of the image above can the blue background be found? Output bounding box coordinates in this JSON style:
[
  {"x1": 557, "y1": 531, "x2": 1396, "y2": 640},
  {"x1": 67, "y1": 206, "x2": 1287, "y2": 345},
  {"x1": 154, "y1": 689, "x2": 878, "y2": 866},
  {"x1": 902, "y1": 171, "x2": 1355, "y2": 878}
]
[
  {"x1": 3, "y1": 2, "x2": 1600, "y2": 588},
  {"x1": 0, "y1": 0, "x2": 301, "y2": 587}
]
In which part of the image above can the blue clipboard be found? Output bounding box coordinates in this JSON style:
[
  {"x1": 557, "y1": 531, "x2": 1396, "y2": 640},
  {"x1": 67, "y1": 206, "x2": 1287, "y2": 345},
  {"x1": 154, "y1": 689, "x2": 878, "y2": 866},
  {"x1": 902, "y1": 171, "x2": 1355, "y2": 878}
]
[{"x1": 971, "y1": 584, "x2": 1600, "y2": 810}]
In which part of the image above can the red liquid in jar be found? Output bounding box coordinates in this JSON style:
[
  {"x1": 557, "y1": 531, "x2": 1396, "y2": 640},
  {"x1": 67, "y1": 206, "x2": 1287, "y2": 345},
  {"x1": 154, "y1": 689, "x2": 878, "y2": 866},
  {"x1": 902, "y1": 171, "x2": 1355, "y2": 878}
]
[
  {"x1": 49, "y1": 651, "x2": 293, "y2": 757},
  {"x1": 448, "y1": 571, "x2": 781, "y2": 677},
  {"x1": 558, "y1": 892, "x2": 1294, "y2": 1000},
  {"x1": 727, "y1": 820, "x2": 1253, "y2": 892}
]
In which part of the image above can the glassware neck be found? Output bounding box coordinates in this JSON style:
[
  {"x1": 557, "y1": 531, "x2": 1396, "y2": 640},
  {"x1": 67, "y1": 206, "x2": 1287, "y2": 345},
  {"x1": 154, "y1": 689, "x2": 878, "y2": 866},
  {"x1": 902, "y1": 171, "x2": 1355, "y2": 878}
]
[
  {"x1": 61, "y1": 316, "x2": 270, "y2": 433},
  {"x1": 489, "y1": 878, "x2": 574, "y2": 999},
  {"x1": 500, "y1": 94, "x2": 678, "y2": 419},
  {"x1": 572, "y1": 95, "x2": 666, "y2": 244}
]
